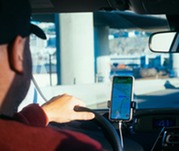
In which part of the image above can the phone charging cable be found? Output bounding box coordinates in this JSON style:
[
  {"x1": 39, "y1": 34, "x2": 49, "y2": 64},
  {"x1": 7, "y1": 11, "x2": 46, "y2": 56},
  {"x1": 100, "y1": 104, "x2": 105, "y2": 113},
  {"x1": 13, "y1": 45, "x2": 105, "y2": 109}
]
[{"x1": 118, "y1": 121, "x2": 124, "y2": 151}]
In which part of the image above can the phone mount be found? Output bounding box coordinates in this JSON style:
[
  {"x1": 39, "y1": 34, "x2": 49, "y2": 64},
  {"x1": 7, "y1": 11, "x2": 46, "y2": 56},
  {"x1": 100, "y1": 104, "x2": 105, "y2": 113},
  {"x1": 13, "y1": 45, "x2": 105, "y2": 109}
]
[{"x1": 107, "y1": 100, "x2": 136, "y2": 151}]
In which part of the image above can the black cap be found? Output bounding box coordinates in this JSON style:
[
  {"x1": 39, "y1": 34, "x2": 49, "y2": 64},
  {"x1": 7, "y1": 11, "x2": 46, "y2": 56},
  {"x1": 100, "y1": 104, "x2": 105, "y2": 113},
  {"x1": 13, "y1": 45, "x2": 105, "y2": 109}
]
[{"x1": 0, "y1": 0, "x2": 46, "y2": 45}]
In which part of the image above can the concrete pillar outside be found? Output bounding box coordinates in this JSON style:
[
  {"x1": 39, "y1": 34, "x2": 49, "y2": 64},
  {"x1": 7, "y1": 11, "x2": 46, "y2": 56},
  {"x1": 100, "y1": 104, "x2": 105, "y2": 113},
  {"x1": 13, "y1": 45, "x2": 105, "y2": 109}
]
[
  {"x1": 171, "y1": 54, "x2": 179, "y2": 77},
  {"x1": 94, "y1": 26, "x2": 110, "y2": 82},
  {"x1": 94, "y1": 26, "x2": 110, "y2": 56},
  {"x1": 57, "y1": 13, "x2": 95, "y2": 85}
]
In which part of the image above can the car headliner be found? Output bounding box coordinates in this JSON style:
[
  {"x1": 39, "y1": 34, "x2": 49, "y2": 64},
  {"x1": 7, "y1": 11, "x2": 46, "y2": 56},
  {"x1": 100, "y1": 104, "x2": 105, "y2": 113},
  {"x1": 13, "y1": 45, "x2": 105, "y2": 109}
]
[{"x1": 30, "y1": 0, "x2": 179, "y2": 14}]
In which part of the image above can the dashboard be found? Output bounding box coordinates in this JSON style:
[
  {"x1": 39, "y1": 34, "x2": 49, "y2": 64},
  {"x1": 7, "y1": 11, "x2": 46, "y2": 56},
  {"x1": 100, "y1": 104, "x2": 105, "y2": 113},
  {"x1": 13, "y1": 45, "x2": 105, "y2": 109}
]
[
  {"x1": 132, "y1": 109, "x2": 179, "y2": 133},
  {"x1": 50, "y1": 108, "x2": 179, "y2": 151}
]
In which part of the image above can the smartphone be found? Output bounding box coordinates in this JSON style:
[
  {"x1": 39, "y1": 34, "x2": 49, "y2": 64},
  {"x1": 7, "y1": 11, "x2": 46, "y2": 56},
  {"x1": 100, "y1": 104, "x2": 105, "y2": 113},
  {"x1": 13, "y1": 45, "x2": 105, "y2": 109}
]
[{"x1": 109, "y1": 76, "x2": 134, "y2": 121}]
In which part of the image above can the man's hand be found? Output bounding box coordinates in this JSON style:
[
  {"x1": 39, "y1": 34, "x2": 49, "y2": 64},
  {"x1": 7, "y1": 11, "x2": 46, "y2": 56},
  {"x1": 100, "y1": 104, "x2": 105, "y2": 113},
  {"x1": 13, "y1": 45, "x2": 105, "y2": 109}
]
[{"x1": 41, "y1": 94, "x2": 95, "y2": 123}]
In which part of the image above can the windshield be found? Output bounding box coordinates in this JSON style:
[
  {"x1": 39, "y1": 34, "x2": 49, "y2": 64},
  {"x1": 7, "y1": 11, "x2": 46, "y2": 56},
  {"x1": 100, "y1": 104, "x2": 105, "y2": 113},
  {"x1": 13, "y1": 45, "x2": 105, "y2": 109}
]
[{"x1": 20, "y1": 11, "x2": 179, "y2": 111}]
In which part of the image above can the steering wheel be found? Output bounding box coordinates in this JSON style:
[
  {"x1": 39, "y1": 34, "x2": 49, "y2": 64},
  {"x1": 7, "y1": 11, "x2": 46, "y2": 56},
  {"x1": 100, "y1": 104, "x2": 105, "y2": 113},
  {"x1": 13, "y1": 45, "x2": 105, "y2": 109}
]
[
  {"x1": 74, "y1": 106, "x2": 123, "y2": 151},
  {"x1": 32, "y1": 76, "x2": 122, "y2": 150}
]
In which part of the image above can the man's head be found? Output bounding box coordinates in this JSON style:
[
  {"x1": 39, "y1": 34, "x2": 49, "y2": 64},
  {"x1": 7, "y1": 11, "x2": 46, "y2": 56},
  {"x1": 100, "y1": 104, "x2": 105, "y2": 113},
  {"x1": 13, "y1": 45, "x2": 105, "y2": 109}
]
[{"x1": 0, "y1": 0, "x2": 46, "y2": 116}]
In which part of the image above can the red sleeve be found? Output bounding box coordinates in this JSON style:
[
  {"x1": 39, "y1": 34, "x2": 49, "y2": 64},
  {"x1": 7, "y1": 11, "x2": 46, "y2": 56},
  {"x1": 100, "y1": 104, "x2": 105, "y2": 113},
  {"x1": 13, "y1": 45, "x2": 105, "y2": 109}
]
[
  {"x1": 60, "y1": 129, "x2": 106, "y2": 151},
  {"x1": 13, "y1": 104, "x2": 49, "y2": 127}
]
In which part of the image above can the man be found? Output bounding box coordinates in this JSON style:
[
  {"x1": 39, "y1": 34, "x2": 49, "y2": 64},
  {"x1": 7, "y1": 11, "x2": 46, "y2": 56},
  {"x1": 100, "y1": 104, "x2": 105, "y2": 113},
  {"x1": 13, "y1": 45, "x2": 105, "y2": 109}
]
[{"x1": 0, "y1": 0, "x2": 104, "y2": 150}]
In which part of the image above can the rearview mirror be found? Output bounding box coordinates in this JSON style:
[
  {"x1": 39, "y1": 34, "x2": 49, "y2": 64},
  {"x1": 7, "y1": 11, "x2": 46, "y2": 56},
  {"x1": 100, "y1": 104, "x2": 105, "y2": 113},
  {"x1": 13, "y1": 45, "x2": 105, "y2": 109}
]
[{"x1": 149, "y1": 31, "x2": 179, "y2": 53}]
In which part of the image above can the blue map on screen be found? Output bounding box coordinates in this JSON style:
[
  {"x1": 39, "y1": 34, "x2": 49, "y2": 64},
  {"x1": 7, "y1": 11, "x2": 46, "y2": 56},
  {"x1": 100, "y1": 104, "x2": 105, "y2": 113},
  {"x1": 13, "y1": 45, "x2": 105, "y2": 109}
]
[{"x1": 111, "y1": 77, "x2": 132, "y2": 120}]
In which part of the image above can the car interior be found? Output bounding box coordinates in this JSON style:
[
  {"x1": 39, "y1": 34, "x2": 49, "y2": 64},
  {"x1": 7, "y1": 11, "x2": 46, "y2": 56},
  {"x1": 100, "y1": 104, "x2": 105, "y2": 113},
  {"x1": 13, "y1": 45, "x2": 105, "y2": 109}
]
[{"x1": 19, "y1": 0, "x2": 179, "y2": 151}]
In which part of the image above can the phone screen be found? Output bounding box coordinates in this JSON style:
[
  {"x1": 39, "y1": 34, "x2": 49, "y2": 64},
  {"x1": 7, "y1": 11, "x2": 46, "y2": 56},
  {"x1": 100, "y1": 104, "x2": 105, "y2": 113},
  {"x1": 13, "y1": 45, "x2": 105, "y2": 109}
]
[{"x1": 109, "y1": 76, "x2": 133, "y2": 121}]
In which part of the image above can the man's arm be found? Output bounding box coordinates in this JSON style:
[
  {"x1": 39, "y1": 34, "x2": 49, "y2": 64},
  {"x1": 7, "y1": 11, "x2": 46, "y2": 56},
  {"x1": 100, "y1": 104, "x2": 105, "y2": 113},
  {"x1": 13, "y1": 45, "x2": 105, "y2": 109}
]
[
  {"x1": 14, "y1": 93, "x2": 95, "y2": 126},
  {"x1": 14, "y1": 103, "x2": 48, "y2": 126}
]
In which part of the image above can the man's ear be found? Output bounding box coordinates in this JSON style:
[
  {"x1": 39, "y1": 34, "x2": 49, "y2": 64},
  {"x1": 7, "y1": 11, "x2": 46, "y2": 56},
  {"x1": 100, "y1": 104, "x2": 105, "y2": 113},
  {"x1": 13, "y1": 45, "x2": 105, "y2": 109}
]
[{"x1": 10, "y1": 36, "x2": 26, "y2": 74}]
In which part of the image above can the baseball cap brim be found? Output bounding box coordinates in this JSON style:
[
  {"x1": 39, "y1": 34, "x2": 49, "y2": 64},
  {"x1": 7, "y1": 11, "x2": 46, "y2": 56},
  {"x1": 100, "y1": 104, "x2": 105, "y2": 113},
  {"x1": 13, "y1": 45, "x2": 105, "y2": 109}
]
[{"x1": 30, "y1": 24, "x2": 47, "y2": 40}]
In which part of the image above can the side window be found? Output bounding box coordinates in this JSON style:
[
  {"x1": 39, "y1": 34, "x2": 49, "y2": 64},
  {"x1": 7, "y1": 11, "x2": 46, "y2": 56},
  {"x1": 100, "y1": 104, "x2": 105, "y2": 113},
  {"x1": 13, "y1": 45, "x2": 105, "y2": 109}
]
[{"x1": 30, "y1": 22, "x2": 57, "y2": 87}]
